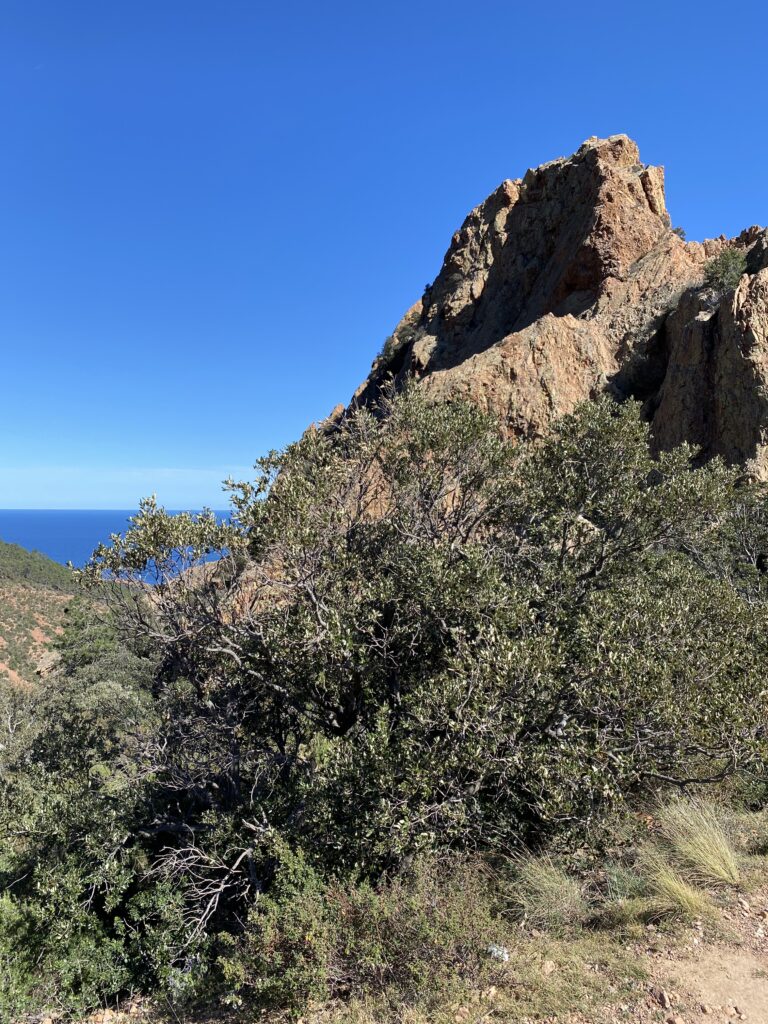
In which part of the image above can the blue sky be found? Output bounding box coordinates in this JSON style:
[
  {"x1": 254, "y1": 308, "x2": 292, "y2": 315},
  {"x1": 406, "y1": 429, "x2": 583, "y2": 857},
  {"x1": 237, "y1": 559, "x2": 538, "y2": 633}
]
[{"x1": 1, "y1": 1, "x2": 766, "y2": 509}]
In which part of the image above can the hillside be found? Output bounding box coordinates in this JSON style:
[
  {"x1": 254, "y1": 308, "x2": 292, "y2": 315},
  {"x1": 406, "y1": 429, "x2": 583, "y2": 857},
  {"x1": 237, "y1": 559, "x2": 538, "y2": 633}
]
[
  {"x1": 0, "y1": 540, "x2": 73, "y2": 687},
  {"x1": 0, "y1": 537, "x2": 73, "y2": 590},
  {"x1": 343, "y1": 134, "x2": 768, "y2": 478}
]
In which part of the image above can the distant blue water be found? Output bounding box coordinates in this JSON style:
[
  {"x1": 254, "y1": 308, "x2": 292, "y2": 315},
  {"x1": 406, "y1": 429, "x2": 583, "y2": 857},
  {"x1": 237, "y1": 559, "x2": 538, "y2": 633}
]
[{"x1": 0, "y1": 510, "x2": 229, "y2": 567}]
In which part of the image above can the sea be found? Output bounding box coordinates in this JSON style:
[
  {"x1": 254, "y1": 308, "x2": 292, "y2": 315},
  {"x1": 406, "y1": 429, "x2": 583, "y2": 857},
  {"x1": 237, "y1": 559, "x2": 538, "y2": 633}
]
[{"x1": 0, "y1": 510, "x2": 229, "y2": 568}]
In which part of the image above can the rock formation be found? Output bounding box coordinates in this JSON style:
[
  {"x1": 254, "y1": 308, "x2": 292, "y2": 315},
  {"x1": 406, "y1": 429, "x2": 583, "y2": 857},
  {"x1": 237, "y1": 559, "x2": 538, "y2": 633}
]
[{"x1": 342, "y1": 134, "x2": 768, "y2": 476}]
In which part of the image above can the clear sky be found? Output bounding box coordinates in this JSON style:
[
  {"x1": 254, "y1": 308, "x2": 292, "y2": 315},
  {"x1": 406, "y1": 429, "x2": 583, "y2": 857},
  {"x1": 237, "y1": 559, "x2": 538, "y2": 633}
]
[{"x1": 1, "y1": 1, "x2": 767, "y2": 509}]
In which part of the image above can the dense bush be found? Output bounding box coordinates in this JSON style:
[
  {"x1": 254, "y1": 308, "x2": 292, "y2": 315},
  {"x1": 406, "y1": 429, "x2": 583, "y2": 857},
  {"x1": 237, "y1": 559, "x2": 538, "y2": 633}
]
[
  {"x1": 0, "y1": 601, "x2": 164, "y2": 1016},
  {"x1": 220, "y1": 851, "x2": 507, "y2": 1011},
  {"x1": 2, "y1": 389, "x2": 768, "y2": 1014},
  {"x1": 704, "y1": 247, "x2": 748, "y2": 293}
]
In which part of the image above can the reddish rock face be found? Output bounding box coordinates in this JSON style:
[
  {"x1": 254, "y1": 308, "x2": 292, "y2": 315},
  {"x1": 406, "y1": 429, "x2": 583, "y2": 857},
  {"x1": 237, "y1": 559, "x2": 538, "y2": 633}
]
[
  {"x1": 654, "y1": 264, "x2": 768, "y2": 475},
  {"x1": 343, "y1": 134, "x2": 768, "y2": 475}
]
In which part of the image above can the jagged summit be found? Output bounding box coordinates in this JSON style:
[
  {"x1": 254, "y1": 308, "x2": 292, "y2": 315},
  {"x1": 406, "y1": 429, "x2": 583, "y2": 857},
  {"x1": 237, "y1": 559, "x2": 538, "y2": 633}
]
[{"x1": 341, "y1": 135, "x2": 768, "y2": 476}]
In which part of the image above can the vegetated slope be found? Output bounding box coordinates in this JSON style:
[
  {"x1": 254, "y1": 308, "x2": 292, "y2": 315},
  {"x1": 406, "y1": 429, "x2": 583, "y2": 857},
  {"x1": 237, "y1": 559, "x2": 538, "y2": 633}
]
[
  {"x1": 0, "y1": 538, "x2": 73, "y2": 590},
  {"x1": 0, "y1": 540, "x2": 73, "y2": 686},
  {"x1": 343, "y1": 134, "x2": 768, "y2": 477},
  {"x1": 16, "y1": 802, "x2": 768, "y2": 1024}
]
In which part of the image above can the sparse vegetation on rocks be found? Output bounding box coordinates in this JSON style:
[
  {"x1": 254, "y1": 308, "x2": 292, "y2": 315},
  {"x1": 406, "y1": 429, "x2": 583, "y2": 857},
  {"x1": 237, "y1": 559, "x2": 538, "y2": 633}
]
[
  {"x1": 704, "y1": 247, "x2": 748, "y2": 293},
  {"x1": 0, "y1": 543, "x2": 72, "y2": 688}
]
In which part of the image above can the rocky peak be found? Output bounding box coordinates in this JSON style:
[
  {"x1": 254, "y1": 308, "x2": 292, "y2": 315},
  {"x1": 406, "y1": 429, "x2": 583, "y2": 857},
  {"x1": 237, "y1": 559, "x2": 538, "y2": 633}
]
[{"x1": 343, "y1": 135, "x2": 768, "y2": 475}]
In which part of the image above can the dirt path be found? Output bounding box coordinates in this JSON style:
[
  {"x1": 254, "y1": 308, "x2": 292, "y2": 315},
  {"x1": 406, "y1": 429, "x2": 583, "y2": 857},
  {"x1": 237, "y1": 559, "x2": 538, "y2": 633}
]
[
  {"x1": 675, "y1": 946, "x2": 768, "y2": 1018},
  {"x1": 641, "y1": 888, "x2": 768, "y2": 1023}
]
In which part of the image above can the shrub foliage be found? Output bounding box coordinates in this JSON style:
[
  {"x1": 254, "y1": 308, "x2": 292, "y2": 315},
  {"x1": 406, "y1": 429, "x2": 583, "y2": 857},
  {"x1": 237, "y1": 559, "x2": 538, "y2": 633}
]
[
  {"x1": 2, "y1": 389, "x2": 768, "y2": 1013},
  {"x1": 704, "y1": 247, "x2": 748, "y2": 293}
]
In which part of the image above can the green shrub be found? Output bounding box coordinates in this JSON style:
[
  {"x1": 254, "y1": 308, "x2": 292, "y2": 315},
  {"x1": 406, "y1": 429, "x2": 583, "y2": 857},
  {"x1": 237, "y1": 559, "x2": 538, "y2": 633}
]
[
  {"x1": 4, "y1": 388, "x2": 768, "y2": 1014},
  {"x1": 221, "y1": 853, "x2": 510, "y2": 1012},
  {"x1": 218, "y1": 844, "x2": 333, "y2": 1010},
  {"x1": 704, "y1": 247, "x2": 747, "y2": 293},
  {"x1": 329, "y1": 856, "x2": 506, "y2": 1002},
  {"x1": 376, "y1": 333, "x2": 398, "y2": 365},
  {"x1": 0, "y1": 606, "x2": 177, "y2": 1016},
  {"x1": 0, "y1": 890, "x2": 132, "y2": 1015},
  {"x1": 80, "y1": 393, "x2": 768, "y2": 876}
]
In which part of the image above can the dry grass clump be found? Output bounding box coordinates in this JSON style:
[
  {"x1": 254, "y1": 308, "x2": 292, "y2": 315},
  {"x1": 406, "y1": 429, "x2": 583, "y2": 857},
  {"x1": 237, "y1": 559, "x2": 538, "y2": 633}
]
[
  {"x1": 657, "y1": 798, "x2": 740, "y2": 886},
  {"x1": 596, "y1": 860, "x2": 651, "y2": 928},
  {"x1": 595, "y1": 798, "x2": 748, "y2": 927},
  {"x1": 507, "y1": 855, "x2": 589, "y2": 934},
  {"x1": 640, "y1": 847, "x2": 713, "y2": 922}
]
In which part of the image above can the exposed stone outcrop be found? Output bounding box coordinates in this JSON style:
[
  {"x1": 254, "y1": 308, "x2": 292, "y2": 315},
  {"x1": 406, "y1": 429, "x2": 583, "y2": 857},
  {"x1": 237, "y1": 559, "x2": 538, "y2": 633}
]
[
  {"x1": 341, "y1": 134, "x2": 768, "y2": 476},
  {"x1": 654, "y1": 253, "x2": 768, "y2": 474}
]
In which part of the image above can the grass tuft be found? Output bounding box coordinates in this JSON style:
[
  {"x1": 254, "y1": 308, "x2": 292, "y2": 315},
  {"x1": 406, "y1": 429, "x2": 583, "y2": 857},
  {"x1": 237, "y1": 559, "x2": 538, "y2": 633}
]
[
  {"x1": 640, "y1": 848, "x2": 713, "y2": 922},
  {"x1": 507, "y1": 855, "x2": 589, "y2": 934},
  {"x1": 657, "y1": 798, "x2": 740, "y2": 886}
]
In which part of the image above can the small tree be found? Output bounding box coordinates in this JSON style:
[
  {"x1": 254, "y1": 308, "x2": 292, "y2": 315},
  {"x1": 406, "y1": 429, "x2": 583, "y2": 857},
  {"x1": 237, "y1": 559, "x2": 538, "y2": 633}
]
[{"x1": 704, "y1": 247, "x2": 747, "y2": 293}]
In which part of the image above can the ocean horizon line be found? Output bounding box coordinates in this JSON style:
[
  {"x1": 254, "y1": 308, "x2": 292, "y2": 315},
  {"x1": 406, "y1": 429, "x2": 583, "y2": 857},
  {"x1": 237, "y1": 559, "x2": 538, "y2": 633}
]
[{"x1": 0, "y1": 508, "x2": 232, "y2": 567}]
